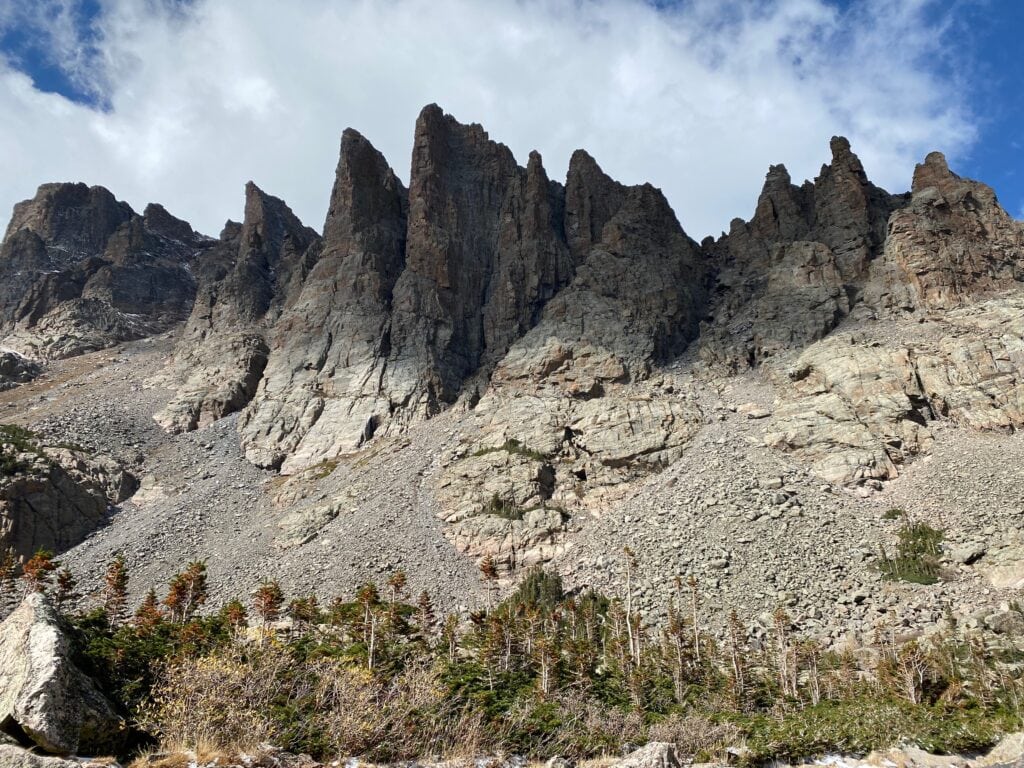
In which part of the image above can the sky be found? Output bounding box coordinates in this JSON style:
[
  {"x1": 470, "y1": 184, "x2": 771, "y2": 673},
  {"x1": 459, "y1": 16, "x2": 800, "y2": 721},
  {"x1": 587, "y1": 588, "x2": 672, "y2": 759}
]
[{"x1": 0, "y1": 0, "x2": 1020, "y2": 241}]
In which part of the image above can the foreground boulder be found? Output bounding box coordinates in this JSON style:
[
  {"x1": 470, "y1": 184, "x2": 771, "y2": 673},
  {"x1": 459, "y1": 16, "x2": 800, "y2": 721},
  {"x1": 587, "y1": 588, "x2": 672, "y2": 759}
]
[
  {"x1": 613, "y1": 743, "x2": 681, "y2": 768},
  {"x1": 0, "y1": 593, "x2": 126, "y2": 755},
  {"x1": 0, "y1": 743, "x2": 121, "y2": 767},
  {"x1": 0, "y1": 351, "x2": 40, "y2": 391}
]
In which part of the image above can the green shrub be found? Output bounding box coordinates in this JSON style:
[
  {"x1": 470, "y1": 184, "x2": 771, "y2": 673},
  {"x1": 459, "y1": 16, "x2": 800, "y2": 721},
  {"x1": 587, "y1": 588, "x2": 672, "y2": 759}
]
[
  {"x1": 472, "y1": 438, "x2": 550, "y2": 462},
  {"x1": 481, "y1": 492, "x2": 525, "y2": 520},
  {"x1": 735, "y1": 699, "x2": 1009, "y2": 764},
  {"x1": 879, "y1": 519, "x2": 944, "y2": 585},
  {"x1": 508, "y1": 567, "x2": 564, "y2": 612}
]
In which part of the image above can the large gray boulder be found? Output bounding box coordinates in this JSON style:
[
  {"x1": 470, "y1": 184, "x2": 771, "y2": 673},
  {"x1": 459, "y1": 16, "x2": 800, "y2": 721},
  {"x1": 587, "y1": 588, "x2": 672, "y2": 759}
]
[
  {"x1": 0, "y1": 743, "x2": 122, "y2": 767},
  {"x1": 0, "y1": 593, "x2": 125, "y2": 755},
  {"x1": 613, "y1": 743, "x2": 681, "y2": 768}
]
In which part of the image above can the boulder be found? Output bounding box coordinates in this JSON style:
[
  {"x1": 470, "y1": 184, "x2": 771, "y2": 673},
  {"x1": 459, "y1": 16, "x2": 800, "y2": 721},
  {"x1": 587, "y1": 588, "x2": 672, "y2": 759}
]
[
  {"x1": 0, "y1": 744, "x2": 123, "y2": 767},
  {"x1": 0, "y1": 593, "x2": 126, "y2": 755},
  {"x1": 0, "y1": 351, "x2": 41, "y2": 391},
  {"x1": 613, "y1": 743, "x2": 681, "y2": 768}
]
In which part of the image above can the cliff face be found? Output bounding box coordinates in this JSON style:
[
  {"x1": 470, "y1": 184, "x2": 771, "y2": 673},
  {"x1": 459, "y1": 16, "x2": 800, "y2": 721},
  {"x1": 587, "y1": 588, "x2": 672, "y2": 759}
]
[
  {"x1": 234, "y1": 106, "x2": 706, "y2": 474},
  {"x1": 0, "y1": 184, "x2": 204, "y2": 360},
  {"x1": 700, "y1": 138, "x2": 908, "y2": 370},
  {"x1": 238, "y1": 129, "x2": 408, "y2": 471},
  {"x1": 4, "y1": 106, "x2": 1024, "y2": 578},
  {"x1": 153, "y1": 183, "x2": 320, "y2": 433},
  {"x1": 5, "y1": 105, "x2": 1024, "y2": 638}
]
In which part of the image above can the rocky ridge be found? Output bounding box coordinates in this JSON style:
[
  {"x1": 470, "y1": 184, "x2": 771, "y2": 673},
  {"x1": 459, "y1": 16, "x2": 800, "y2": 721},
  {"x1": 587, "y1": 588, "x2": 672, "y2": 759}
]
[
  {"x1": 0, "y1": 106, "x2": 1022, "y2": 644},
  {"x1": 0, "y1": 184, "x2": 204, "y2": 360}
]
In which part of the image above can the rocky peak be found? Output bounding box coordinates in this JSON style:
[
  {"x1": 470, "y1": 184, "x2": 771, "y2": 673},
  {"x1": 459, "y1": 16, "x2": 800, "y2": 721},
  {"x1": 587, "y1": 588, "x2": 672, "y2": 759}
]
[
  {"x1": 911, "y1": 150, "x2": 958, "y2": 195},
  {"x1": 323, "y1": 128, "x2": 408, "y2": 263},
  {"x1": 564, "y1": 149, "x2": 628, "y2": 264},
  {"x1": 383, "y1": 104, "x2": 572, "y2": 412},
  {"x1": 3, "y1": 183, "x2": 132, "y2": 259},
  {"x1": 700, "y1": 136, "x2": 907, "y2": 369},
  {"x1": 0, "y1": 184, "x2": 200, "y2": 359},
  {"x1": 865, "y1": 152, "x2": 1024, "y2": 310},
  {"x1": 152, "y1": 182, "x2": 320, "y2": 433},
  {"x1": 239, "y1": 129, "x2": 408, "y2": 470},
  {"x1": 747, "y1": 163, "x2": 812, "y2": 244},
  {"x1": 143, "y1": 202, "x2": 199, "y2": 243}
]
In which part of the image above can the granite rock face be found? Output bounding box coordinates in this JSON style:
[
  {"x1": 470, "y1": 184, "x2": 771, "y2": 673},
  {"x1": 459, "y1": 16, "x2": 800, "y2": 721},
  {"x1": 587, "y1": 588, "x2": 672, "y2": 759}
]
[
  {"x1": 701, "y1": 138, "x2": 907, "y2": 369},
  {"x1": 0, "y1": 351, "x2": 40, "y2": 391},
  {"x1": 380, "y1": 105, "x2": 574, "y2": 419},
  {"x1": 0, "y1": 593, "x2": 125, "y2": 755},
  {"x1": 0, "y1": 184, "x2": 203, "y2": 360},
  {"x1": 0, "y1": 440, "x2": 136, "y2": 561},
  {"x1": 865, "y1": 151, "x2": 1024, "y2": 311},
  {"x1": 239, "y1": 106, "x2": 577, "y2": 470},
  {"x1": 760, "y1": 151, "x2": 1024, "y2": 486},
  {"x1": 437, "y1": 152, "x2": 708, "y2": 571},
  {"x1": 155, "y1": 183, "x2": 320, "y2": 433},
  {"x1": 238, "y1": 129, "x2": 408, "y2": 471}
]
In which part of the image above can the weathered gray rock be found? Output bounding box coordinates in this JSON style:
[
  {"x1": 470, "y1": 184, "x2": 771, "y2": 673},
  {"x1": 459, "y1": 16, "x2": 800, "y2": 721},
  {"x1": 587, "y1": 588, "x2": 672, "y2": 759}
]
[
  {"x1": 436, "y1": 151, "x2": 707, "y2": 570},
  {"x1": 155, "y1": 184, "x2": 320, "y2": 432},
  {"x1": 0, "y1": 183, "x2": 203, "y2": 359},
  {"x1": 0, "y1": 744, "x2": 123, "y2": 767},
  {"x1": 866, "y1": 152, "x2": 1024, "y2": 311},
  {"x1": 239, "y1": 129, "x2": 408, "y2": 471},
  {"x1": 380, "y1": 104, "x2": 574, "y2": 419},
  {"x1": 0, "y1": 593, "x2": 125, "y2": 755},
  {"x1": 765, "y1": 296, "x2": 1024, "y2": 485},
  {"x1": 0, "y1": 453, "x2": 107, "y2": 562},
  {"x1": 613, "y1": 743, "x2": 681, "y2": 768},
  {"x1": 0, "y1": 351, "x2": 40, "y2": 390},
  {"x1": 701, "y1": 138, "x2": 906, "y2": 369}
]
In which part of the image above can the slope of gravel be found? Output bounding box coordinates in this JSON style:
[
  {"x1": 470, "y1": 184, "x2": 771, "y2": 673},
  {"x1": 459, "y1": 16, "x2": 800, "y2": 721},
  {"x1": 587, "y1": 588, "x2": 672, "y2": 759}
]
[
  {"x1": 3, "y1": 328, "x2": 1021, "y2": 639},
  {"x1": 560, "y1": 363, "x2": 1024, "y2": 642},
  {"x1": 2, "y1": 332, "x2": 484, "y2": 612}
]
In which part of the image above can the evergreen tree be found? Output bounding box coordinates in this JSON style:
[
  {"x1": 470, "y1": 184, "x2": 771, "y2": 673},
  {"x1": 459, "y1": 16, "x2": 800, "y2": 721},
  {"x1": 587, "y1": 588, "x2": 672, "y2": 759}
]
[
  {"x1": 252, "y1": 580, "x2": 285, "y2": 639},
  {"x1": 103, "y1": 554, "x2": 130, "y2": 624},
  {"x1": 55, "y1": 567, "x2": 78, "y2": 611},
  {"x1": 134, "y1": 588, "x2": 164, "y2": 633},
  {"x1": 164, "y1": 561, "x2": 208, "y2": 623},
  {"x1": 21, "y1": 549, "x2": 56, "y2": 593}
]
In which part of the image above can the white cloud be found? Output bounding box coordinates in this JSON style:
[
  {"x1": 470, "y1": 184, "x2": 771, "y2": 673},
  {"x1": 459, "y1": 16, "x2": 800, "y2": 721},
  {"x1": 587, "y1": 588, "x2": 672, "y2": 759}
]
[{"x1": 0, "y1": 0, "x2": 977, "y2": 239}]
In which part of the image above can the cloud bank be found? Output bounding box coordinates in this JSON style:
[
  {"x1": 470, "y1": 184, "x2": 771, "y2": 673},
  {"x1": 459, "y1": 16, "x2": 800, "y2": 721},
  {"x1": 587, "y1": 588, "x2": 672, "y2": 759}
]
[{"x1": 0, "y1": 0, "x2": 977, "y2": 239}]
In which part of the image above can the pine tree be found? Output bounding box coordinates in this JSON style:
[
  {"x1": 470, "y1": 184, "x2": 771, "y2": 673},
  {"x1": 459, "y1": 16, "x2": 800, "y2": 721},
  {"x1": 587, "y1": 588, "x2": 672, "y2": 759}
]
[
  {"x1": 55, "y1": 567, "x2": 78, "y2": 611},
  {"x1": 134, "y1": 588, "x2": 164, "y2": 633},
  {"x1": 21, "y1": 549, "x2": 56, "y2": 593},
  {"x1": 252, "y1": 580, "x2": 284, "y2": 641},
  {"x1": 223, "y1": 599, "x2": 248, "y2": 633},
  {"x1": 415, "y1": 589, "x2": 436, "y2": 641},
  {"x1": 387, "y1": 570, "x2": 407, "y2": 608},
  {"x1": 356, "y1": 582, "x2": 381, "y2": 669},
  {"x1": 288, "y1": 594, "x2": 320, "y2": 633},
  {"x1": 479, "y1": 555, "x2": 499, "y2": 609},
  {"x1": 163, "y1": 561, "x2": 208, "y2": 623},
  {"x1": 103, "y1": 554, "x2": 129, "y2": 624}
]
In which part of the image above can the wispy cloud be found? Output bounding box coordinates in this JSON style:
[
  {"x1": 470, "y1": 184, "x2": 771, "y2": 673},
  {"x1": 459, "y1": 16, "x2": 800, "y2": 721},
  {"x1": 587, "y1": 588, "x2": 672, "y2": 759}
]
[{"x1": 0, "y1": 0, "x2": 978, "y2": 238}]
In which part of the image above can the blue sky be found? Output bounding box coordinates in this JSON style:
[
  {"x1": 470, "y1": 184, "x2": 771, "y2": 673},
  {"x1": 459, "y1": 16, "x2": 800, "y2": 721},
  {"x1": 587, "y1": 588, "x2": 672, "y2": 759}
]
[{"x1": 0, "y1": 0, "x2": 1020, "y2": 237}]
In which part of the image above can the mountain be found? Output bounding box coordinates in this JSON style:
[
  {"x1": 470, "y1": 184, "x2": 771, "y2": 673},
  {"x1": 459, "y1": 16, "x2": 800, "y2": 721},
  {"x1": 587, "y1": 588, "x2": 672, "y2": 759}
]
[{"x1": 1, "y1": 105, "x2": 1023, "y2": 641}]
